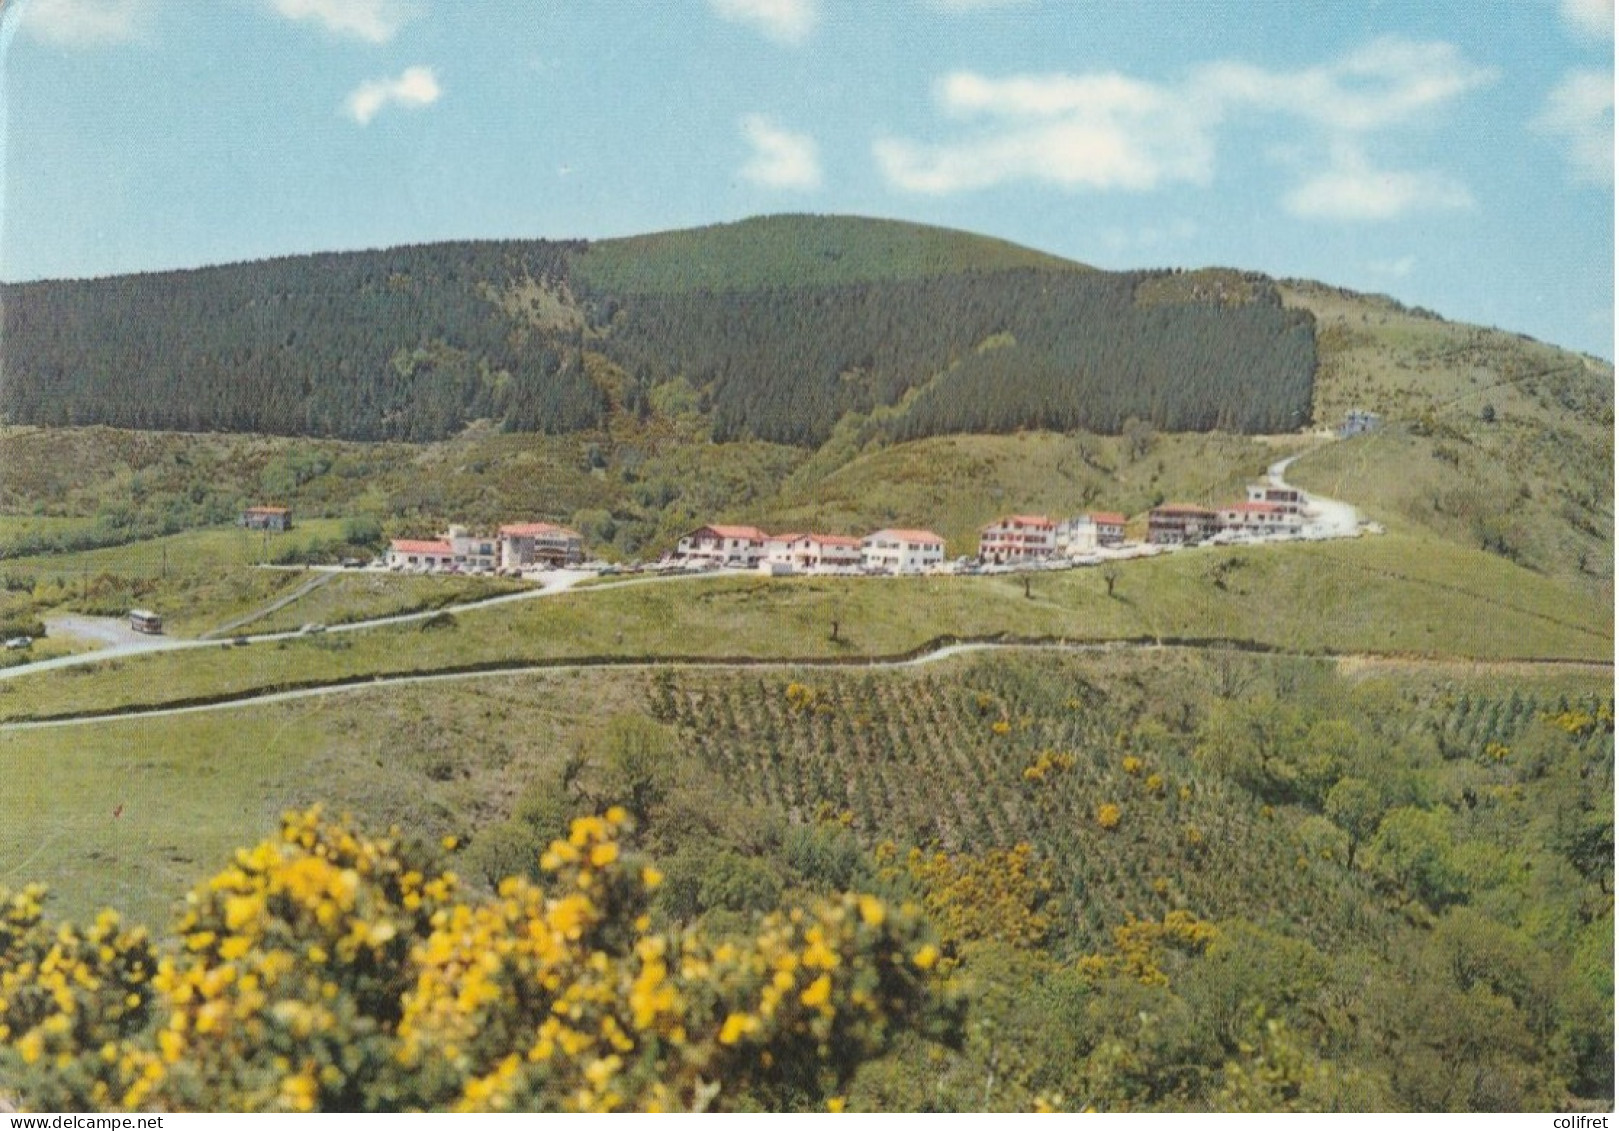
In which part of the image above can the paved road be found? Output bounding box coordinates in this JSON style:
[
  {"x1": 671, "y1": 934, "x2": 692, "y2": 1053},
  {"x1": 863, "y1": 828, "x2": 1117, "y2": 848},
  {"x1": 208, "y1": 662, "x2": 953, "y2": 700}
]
[
  {"x1": 1268, "y1": 452, "x2": 1360, "y2": 537},
  {"x1": 1, "y1": 638, "x2": 1604, "y2": 734},
  {"x1": 10, "y1": 567, "x2": 744, "y2": 683},
  {"x1": 13, "y1": 457, "x2": 1362, "y2": 688},
  {"x1": 202, "y1": 571, "x2": 335, "y2": 639}
]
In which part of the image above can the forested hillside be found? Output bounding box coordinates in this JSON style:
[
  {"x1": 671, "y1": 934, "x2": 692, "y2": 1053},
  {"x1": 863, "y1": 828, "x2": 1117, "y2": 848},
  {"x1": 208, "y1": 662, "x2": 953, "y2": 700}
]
[{"x1": 0, "y1": 216, "x2": 1316, "y2": 446}]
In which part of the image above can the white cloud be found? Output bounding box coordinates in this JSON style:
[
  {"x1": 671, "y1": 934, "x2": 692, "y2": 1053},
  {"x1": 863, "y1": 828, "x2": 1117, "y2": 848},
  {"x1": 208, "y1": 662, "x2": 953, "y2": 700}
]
[
  {"x1": 16, "y1": 0, "x2": 143, "y2": 46},
  {"x1": 1197, "y1": 38, "x2": 1497, "y2": 132},
  {"x1": 1560, "y1": 0, "x2": 1614, "y2": 38},
  {"x1": 875, "y1": 37, "x2": 1492, "y2": 223},
  {"x1": 1368, "y1": 255, "x2": 1418, "y2": 278},
  {"x1": 874, "y1": 71, "x2": 1216, "y2": 194},
  {"x1": 344, "y1": 65, "x2": 441, "y2": 125},
  {"x1": 267, "y1": 0, "x2": 420, "y2": 43},
  {"x1": 1534, "y1": 68, "x2": 1615, "y2": 183},
  {"x1": 708, "y1": 0, "x2": 818, "y2": 44},
  {"x1": 739, "y1": 114, "x2": 822, "y2": 190},
  {"x1": 1283, "y1": 144, "x2": 1473, "y2": 221}
]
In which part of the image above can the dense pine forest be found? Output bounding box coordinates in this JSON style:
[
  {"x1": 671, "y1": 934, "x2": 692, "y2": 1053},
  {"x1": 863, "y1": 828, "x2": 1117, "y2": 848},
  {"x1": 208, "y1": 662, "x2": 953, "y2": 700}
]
[{"x1": 0, "y1": 217, "x2": 1316, "y2": 445}]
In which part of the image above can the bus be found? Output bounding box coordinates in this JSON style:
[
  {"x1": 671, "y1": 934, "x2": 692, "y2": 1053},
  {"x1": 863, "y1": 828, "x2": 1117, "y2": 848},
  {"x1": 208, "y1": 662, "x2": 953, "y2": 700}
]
[{"x1": 129, "y1": 609, "x2": 164, "y2": 635}]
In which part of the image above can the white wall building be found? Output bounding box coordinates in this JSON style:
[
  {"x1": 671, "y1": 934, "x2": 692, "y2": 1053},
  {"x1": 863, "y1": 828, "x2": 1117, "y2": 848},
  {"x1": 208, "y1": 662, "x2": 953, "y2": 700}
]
[
  {"x1": 676, "y1": 524, "x2": 769, "y2": 565},
  {"x1": 979, "y1": 515, "x2": 1056, "y2": 563},
  {"x1": 862, "y1": 528, "x2": 946, "y2": 574},
  {"x1": 763, "y1": 532, "x2": 865, "y2": 572}
]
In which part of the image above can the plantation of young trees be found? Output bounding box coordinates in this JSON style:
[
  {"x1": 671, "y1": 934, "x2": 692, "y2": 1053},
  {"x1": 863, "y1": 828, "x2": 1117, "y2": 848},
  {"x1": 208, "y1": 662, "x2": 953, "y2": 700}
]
[{"x1": 0, "y1": 653, "x2": 1609, "y2": 1112}]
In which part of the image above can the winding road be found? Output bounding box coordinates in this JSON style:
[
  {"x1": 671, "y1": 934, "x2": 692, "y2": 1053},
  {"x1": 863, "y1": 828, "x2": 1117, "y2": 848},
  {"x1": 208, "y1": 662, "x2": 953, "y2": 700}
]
[{"x1": 4, "y1": 452, "x2": 1389, "y2": 728}]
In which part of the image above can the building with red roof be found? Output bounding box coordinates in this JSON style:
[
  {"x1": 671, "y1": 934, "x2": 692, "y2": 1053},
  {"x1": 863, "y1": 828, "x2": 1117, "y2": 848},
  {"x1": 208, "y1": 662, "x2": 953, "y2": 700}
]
[
  {"x1": 979, "y1": 514, "x2": 1056, "y2": 563},
  {"x1": 862, "y1": 528, "x2": 946, "y2": 573},
  {"x1": 763, "y1": 532, "x2": 865, "y2": 571},
  {"x1": 676, "y1": 524, "x2": 770, "y2": 565},
  {"x1": 1148, "y1": 504, "x2": 1219, "y2": 545}
]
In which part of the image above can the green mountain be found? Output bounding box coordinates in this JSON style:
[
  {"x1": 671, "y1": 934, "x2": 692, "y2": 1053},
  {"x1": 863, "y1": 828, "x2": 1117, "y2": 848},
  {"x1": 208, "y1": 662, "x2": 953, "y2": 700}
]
[{"x1": 0, "y1": 215, "x2": 1315, "y2": 446}]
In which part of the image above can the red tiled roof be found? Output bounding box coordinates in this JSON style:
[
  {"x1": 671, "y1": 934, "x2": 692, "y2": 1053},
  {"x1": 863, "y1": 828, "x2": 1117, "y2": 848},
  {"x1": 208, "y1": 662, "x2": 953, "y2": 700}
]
[
  {"x1": 499, "y1": 522, "x2": 579, "y2": 537},
  {"x1": 811, "y1": 534, "x2": 863, "y2": 548},
  {"x1": 702, "y1": 524, "x2": 769, "y2": 540},
  {"x1": 767, "y1": 532, "x2": 809, "y2": 544},
  {"x1": 982, "y1": 514, "x2": 1054, "y2": 531},
  {"x1": 1085, "y1": 512, "x2": 1127, "y2": 525},
  {"x1": 1152, "y1": 505, "x2": 1216, "y2": 516},
  {"x1": 244, "y1": 506, "x2": 290, "y2": 515},
  {"x1": 1223, "y1": 502, "x2": 1284, "y2": 514},
  {"x1": 391, "y1": 539, "x2": 452, "y2": 555}
]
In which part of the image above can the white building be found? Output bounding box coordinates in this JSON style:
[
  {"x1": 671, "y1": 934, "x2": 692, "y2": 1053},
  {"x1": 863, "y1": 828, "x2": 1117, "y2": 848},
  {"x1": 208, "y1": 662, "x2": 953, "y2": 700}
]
[
  {"x1": 387, "y1": 538, "x2": 456, "y2": 570},
  {"x1": 763, "y1": 532, "x2": 864, "y2": 572},
  {"x1": 979, "y1": 515, "x2": 1056, "y2": 564},
  {"x1": 1218, "y1": 502, "x2": 1304, "y2": 535},
  {"x1": 676, "y1": 524, "x2": 769, "y2": 566},
  {"x1": 1056, "y1": 511, "x2": 1127, "y2": 556},
  {"x1": 499, "y1": 522, "x2": 584, "y2": 569},
  {"x1": 1245, "y1": 486, "x2": 1306, "y2": 515},
  {"x1": 862, "y1": 528, "x2": 946, "y2": 574}
]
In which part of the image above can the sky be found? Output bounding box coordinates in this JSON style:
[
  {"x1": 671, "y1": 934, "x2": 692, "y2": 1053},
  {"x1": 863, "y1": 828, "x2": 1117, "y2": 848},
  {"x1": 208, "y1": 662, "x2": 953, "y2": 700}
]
[{"x1": 1, "y1": 0, "x2": 1613, "y2": 359}]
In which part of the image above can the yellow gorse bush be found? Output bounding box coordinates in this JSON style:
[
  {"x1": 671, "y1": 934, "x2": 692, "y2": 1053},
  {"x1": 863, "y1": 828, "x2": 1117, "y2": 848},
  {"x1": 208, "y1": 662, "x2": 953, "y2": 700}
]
[{"x1": 0, "y1": 809, "x2": 958, "y2": 1113}]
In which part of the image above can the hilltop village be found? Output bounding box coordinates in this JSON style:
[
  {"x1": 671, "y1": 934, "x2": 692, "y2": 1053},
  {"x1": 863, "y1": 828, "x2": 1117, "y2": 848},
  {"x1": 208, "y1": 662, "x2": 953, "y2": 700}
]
[{"x1": 377, "y1": 476, "x2": 1354, "y2": 580}]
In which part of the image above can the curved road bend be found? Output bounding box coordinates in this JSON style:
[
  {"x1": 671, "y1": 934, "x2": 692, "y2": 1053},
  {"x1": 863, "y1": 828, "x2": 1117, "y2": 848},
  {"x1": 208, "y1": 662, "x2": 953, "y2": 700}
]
[
  {"x1": 4, "y1": 454, "x2": 1360, "y2": 688},
  {"x1": 12, "y1": 568, "x2": 726, "y2": 683}
]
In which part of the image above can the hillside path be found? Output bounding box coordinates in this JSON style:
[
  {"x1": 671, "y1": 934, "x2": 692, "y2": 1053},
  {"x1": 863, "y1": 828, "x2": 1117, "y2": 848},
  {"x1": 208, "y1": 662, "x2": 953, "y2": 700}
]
[
  {"x1": 0, "y1": 641, "x2": 1605, "y2": 733},
  {"x1": 1269, "y1": 452, "x2": 1359, "y2": 536}
]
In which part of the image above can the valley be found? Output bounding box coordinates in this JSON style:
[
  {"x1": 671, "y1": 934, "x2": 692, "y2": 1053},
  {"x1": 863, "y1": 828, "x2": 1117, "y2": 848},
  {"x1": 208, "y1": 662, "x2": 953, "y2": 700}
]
[{"x1": 0, "y1": 216, "x2": 1609, "y2": 1112}]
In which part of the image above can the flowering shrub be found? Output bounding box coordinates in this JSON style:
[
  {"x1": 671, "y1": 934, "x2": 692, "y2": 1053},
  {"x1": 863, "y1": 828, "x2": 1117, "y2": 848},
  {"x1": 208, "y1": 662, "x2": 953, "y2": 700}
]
[
  {"x1": 1076, "y1": 911, "x2": 1219, "y2": 987},
  {"x1": 1095, "y1": 804, "x2": 1122, "y2": 831},
  {"x1": 883, "y1": 843, "x2": 1055, "y2": 955},
  {"x1": 0, "y1": 809, "x2": 959, "y2": 1113},
  {"x1": 1021, "y1": 750, "x2": 1077, "y2": 784}
]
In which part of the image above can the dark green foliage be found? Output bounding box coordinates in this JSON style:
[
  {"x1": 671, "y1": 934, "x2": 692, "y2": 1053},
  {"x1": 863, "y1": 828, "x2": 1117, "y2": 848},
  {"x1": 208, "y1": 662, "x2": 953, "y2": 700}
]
[
  {"x1": 2, "y1": 218, "x2": 1315, "y2": 446},
  {"x1": 2, "y1": 241, "x2": 585, "y2": 441}
]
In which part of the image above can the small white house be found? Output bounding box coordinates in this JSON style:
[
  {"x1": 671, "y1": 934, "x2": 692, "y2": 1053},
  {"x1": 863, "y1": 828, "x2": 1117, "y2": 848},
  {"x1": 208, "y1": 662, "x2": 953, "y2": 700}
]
[
  {"x1": 862, "y1": 528, "x2": 946, "y2": 574},
  {"x1": 1056, "y1": 511, "x2": 1127, "y2": 556},
  {"x1": 676, "y1": 524, "x2": 769, "y2": 566},
  {"x1": 388, "y1": 538, "x2": 456, "y2": 570},
  {"x1": 764, "y1": 532, "x2": 864, "y2": 572}
]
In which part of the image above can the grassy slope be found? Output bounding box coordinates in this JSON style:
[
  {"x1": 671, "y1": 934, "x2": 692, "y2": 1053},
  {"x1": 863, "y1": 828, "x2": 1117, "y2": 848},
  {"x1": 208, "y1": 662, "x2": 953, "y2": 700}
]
[
  {"x1": 5, "y1": 652, "x2": 1607, "y2": 933},
  {"x1": 0, "y1": 533, "x2": 1606, "y2": 723},
  {"x1": 1281, "y1": 281, "x2": 1613, "y2": 601},
  {"x1": 573, "y1": 213, "x2": 1088, "y2": 295}
]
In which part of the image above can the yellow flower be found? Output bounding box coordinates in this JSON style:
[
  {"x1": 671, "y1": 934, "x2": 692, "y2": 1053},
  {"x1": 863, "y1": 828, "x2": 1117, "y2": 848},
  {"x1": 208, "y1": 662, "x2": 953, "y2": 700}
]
[
  {"x1": 856, "y1": 895, "x2": 885, "y2": 927},
  {"x1": 718, "y1": 1012, "x2": 758, "y2": 1045},
  {"x1": 800, "y1": 974, "x2": 832, "y2": 1008},
  {"x1": 912, "y1": 944, "x2": 940, "y2": 970}
]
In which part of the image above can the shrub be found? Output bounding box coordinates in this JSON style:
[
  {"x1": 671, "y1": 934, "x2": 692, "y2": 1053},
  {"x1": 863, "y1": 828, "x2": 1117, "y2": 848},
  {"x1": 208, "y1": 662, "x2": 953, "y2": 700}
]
[{"x1": 0, "y1": 809, "x2": 960, "y2": 1113}]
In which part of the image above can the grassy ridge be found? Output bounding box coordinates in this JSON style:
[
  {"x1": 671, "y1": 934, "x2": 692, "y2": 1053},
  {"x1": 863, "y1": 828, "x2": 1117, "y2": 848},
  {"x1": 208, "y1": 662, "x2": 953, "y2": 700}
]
[
  {"x1": 0, "y1": 534, "x2": 1605, "y2": 723},
  {"x1": 573, "y1": 213, "x2": 1086, "y2": 295}
]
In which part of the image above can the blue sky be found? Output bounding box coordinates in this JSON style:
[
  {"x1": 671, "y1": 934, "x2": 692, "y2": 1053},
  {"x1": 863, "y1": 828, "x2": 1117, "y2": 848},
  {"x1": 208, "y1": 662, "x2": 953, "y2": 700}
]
[{"x1": 2, "y1": 0, "x2": 1613, "y2": 358}]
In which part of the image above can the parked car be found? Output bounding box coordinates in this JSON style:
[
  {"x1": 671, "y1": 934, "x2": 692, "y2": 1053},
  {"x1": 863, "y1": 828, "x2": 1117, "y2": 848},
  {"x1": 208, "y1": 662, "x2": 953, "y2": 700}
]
[{"x1": 4, "y1": 637, "x2": 31, "y2": 650}]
